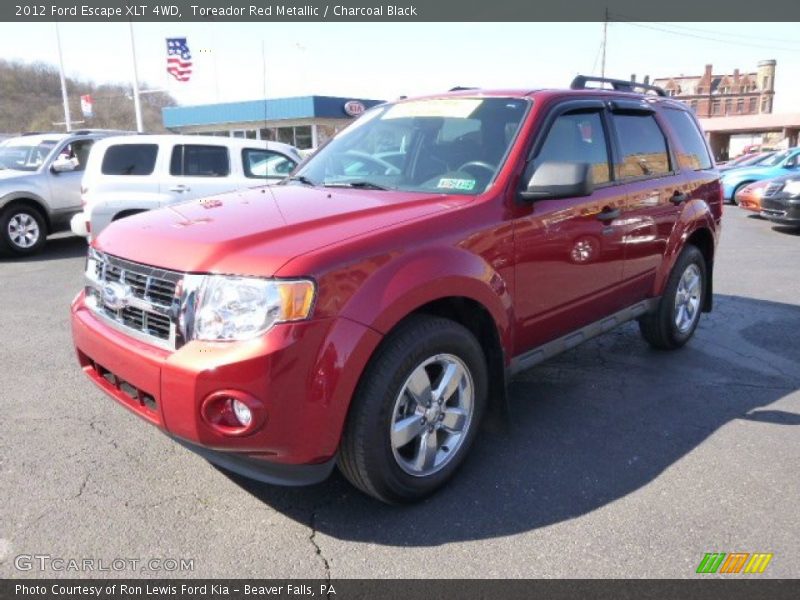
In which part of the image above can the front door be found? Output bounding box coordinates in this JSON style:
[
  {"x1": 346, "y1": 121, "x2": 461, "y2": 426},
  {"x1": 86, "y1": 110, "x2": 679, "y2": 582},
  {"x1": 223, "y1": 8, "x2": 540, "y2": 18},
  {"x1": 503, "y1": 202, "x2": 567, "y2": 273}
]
[
  {"x1": 46, "y1": 138, "x2": 95, "y2": 214},
  {"x1": 513, "y1": 106, "x2": 627, "y2": 353}
]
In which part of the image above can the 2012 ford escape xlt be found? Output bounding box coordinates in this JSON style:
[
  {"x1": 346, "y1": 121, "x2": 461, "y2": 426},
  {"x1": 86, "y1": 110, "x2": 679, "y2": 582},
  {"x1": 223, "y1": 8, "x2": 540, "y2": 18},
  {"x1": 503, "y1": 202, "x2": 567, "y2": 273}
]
[{"x1": 71, "y1": 77, "x2": 722, "y2": 504}]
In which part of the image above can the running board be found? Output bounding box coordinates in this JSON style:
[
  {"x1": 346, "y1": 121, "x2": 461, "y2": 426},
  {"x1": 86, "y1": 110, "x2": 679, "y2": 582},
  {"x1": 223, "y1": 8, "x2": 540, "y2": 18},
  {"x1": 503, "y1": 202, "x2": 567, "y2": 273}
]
[{"x1": 508, "y1": 298, "x2": 659, "y2": 377}]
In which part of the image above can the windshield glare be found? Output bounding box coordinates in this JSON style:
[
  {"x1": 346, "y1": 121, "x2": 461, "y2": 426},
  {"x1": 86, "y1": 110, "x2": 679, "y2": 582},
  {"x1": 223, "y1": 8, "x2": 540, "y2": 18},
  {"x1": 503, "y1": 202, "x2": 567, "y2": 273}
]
[
  {"x1": 0, "y1": 140, "x2": 58, "y2": 171},
  {"x1": 295, "y1": 97, "x2": 528, "y2": 195}
]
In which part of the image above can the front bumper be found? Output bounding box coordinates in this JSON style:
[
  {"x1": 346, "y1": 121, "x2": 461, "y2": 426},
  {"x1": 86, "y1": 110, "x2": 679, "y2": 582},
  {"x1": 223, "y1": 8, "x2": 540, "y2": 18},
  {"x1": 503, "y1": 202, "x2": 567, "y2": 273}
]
[
  {"x1": 71, "y1": 291, "x2": 382, "y2": 481},
  {"x1": 760, "y1": 196, "x2": 800, "y2": 225}
]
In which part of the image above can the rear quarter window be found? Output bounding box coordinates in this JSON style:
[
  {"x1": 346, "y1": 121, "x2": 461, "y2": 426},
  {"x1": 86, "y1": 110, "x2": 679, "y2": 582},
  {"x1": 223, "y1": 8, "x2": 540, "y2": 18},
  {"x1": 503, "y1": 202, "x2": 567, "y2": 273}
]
[
  {"x1": 661, "y1": 109, "x2": 713, "y2": 170},
  {"x1": 101, "y1": 144, "x2": 158, "y2": 176},
  {"x1": 242, "y1": 148, "x2": 297, "y2": 179}
]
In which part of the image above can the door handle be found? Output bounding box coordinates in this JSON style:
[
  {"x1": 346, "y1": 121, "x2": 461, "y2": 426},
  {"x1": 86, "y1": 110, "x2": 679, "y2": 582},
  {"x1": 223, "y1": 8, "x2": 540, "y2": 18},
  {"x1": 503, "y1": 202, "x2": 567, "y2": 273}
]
[
  {"x1": 670, "y1": 192, "x2": 689, "y2": 205},
  {"x1": 596, "y1": 207, "x2": 620, "y2": 222},
  {"x1": 169, "y1": 185, "x2": 191, "y2": 193}
]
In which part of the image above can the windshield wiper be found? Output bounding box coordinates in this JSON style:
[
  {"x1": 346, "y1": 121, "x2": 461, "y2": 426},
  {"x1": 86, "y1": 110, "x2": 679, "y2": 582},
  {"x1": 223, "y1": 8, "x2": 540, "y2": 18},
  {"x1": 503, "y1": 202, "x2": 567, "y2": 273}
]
[
  {"x1": 323, "y1": 181, "x2": 389, "y2": 191},
  {"x1": 284, "y1": 174, "x2": 316, "y2": 186}
]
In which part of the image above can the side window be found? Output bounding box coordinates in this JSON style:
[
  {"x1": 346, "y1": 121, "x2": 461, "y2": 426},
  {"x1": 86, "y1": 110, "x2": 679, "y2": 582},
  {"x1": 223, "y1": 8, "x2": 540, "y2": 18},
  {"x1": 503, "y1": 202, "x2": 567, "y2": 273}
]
[
  {"x1": 612, "y1": 113, "x2": 671, "y2": 179},
  {"x1": 242, "y1": 149, "x2": 297, "y2": 179},
  {"x1": 661, "y1": 109, "x2": 712, "y2": 170},
  {"x1": 534, "y1": 111, "x2": 611, "y2": 185},
  {"x1": 58, "y1": 139, "x2": 94, "y2": 172},
  {"x1": 170, "y1": 145, "x2": 230, "y2": 177},
  {"x1": 101, "y1": 144, "x2": 158, "y2": 176}
]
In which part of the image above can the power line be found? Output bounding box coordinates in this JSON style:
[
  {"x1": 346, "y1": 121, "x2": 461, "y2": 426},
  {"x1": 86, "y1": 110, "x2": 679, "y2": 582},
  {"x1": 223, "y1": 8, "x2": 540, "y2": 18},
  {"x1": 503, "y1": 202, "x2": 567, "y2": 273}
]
[
  {"x1": 610, "y1": 18, "x2": 800, "y2": 53},
  {"x1": 611, "y1": 16, "x2": 800, "y2": 46}
]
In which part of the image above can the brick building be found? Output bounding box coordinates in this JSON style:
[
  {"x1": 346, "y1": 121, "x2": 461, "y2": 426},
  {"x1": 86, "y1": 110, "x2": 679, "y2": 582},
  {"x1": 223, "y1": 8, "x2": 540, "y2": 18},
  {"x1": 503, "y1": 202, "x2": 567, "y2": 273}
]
[{"x1": 652, "y1": 60, "x2": 776, "y2": 118}]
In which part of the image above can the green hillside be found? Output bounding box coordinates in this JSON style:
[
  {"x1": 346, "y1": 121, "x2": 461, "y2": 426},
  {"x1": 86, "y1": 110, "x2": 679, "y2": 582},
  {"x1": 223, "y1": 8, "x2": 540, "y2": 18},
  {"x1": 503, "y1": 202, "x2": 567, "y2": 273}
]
[{"x1": 0, "y1": 59, "x2": 176, "y2": 134}]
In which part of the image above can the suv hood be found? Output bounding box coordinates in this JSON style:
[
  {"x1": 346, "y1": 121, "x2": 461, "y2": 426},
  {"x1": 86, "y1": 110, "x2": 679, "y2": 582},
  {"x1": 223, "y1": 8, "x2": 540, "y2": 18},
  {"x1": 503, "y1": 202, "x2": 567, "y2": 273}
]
[
  {"x1": 0, "y1": 169, "x2": 33, "y2": 185},
  {"x1": 94, "y1": 185, "x2": 469, "y2": 276}
]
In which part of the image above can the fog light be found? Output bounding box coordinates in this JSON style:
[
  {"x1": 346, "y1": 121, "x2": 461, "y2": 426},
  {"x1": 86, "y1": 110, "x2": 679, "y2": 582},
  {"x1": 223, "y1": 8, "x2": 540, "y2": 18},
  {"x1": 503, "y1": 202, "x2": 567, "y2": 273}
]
[
  {"x1": 232, "y1": 399, "x2": 252, "y2": 427},
  {"x1": 201, "y1": 390, "x2": 266, "y2": 436}
]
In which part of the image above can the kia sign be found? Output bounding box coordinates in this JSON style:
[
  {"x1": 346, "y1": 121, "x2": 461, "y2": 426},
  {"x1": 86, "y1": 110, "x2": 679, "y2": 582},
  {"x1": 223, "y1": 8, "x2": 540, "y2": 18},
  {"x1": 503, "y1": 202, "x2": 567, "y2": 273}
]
[{"x1": 343, "y1": 100, "x2": 366, "y2": 117}]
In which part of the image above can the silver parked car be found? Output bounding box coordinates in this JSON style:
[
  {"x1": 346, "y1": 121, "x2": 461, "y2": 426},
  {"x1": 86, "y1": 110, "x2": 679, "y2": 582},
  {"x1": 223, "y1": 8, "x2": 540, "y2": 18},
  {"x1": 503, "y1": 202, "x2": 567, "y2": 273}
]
[{"x1": 0, "y1": 130, "x2": 131, "y2": 256}]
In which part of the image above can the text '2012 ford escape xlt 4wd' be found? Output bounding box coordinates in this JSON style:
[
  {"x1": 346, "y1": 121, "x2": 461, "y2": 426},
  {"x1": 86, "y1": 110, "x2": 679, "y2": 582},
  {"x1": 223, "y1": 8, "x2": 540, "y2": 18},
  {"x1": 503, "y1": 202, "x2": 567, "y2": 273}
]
[{"x1": 71, "y1": 77, "x2": 722, "y2": 504}]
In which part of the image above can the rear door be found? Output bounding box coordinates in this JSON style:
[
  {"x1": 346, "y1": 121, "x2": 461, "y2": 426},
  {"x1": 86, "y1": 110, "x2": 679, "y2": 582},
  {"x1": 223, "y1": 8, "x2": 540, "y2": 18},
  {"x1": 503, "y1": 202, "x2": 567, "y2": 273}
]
[
  {"x1": 607, "y1": 102, "x2": 686, "y2": 300},
  {"x1": 160, "y1": 143, "x2": 239, "y2": 204}
]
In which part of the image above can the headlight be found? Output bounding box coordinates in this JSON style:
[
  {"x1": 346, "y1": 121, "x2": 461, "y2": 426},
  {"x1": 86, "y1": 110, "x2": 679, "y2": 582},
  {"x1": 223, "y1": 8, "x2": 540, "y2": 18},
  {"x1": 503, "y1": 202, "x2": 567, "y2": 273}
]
[
  {"x1": 782, "y1": 180, "x2": 800, "y2": 197},
  {"x1": 192, "y1": 275, "x2": 315, "y2": 341}
]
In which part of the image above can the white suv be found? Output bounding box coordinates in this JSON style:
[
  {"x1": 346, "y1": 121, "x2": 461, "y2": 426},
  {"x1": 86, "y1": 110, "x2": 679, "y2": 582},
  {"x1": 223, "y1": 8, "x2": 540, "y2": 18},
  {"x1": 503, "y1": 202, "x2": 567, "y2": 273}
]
[{"x1": 71, "y1": 135, "x2": 301, "y2": 240}]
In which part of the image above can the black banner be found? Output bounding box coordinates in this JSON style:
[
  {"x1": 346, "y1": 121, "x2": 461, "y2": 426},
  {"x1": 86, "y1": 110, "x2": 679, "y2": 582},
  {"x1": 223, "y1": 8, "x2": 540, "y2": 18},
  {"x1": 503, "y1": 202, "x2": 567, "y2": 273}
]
[
  {"x1": 4, "y1": 0, "x2": 800, "y2": 22},
  {"x1": 3, "y1": 580, "x2": 800, "y2": 600}
]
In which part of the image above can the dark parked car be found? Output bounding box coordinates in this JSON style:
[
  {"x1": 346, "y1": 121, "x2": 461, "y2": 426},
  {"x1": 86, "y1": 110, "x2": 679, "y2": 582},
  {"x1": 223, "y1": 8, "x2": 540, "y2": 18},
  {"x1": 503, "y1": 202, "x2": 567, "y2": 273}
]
[{"x1": 760, "y1": 177, "x2": 800, "y2": 227}]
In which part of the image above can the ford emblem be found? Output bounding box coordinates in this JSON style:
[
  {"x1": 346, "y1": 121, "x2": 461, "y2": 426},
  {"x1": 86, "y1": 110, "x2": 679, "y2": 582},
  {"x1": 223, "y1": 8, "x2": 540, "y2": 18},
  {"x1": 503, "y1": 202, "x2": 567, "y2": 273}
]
[{"x1": 102, "y1": 282, "x2": 131, "y2": 311}]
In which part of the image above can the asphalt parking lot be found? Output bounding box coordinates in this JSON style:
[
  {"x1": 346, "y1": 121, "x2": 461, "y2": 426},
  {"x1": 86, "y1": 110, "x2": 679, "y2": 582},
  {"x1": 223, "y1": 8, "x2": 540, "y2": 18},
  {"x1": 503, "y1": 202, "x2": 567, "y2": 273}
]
[{"x1": 0, "y1": 207, "x2": 798, "y2": 579}]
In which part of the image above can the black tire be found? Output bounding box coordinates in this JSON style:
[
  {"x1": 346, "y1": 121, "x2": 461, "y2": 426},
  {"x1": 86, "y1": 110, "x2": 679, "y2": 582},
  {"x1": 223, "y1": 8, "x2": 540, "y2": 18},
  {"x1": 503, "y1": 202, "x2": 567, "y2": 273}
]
[
  {"x1": 338, "y1": 315, "x2": 488, "y2": 504},
  {"x1": 0, "y1": 204, "x2": 47, "y2": 256},
  {"x1": 638, "y1": 245, "x2": 707, "y2": 350}
]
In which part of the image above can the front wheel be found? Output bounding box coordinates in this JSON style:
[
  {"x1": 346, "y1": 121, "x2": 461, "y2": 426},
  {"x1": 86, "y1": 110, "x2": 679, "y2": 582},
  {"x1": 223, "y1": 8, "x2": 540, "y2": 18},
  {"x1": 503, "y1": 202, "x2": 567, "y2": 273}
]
[
  {"x1": 638, "y1": 245, "x2": 707, "y2": 350},
  {"x1": 0, "y1": 205, "x2": 47, "y2": 256},
  {"x1": 338, "y1": 315, "x2": 488, "y2": 504}
]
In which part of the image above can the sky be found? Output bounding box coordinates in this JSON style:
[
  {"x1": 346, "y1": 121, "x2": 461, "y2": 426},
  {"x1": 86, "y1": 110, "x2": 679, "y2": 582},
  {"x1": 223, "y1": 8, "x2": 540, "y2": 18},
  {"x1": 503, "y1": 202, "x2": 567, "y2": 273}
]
[{"x1": 1, "y1": 21, "x2": 799, "y2": 116}]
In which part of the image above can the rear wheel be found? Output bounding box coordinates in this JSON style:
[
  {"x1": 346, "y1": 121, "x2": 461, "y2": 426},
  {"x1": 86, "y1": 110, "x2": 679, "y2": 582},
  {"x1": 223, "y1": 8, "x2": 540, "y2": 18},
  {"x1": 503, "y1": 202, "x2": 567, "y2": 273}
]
[
  {"x1": 638, "y1": 245, "x2": 706, "y2": 350},
  {"x1": 0, "y1": 205, "x2": 47, "y2": 256},
  {"x1": 338, "y1": 315, "x2": 487, "y2": 504}
]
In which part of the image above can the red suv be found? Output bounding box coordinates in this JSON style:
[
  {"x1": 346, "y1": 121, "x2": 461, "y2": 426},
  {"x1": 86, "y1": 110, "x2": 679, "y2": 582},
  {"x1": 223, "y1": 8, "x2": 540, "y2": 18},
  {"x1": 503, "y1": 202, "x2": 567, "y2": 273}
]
[{"x1": 71, "y1": 77, "x2": 722, "y2": 503}]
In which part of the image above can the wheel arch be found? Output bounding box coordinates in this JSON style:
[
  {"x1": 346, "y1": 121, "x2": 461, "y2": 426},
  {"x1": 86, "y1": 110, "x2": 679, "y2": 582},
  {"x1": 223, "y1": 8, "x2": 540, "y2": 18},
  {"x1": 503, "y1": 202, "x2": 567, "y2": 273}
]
[{"x1": 0, "y1": 195, "x2": 52, "y2": 232}]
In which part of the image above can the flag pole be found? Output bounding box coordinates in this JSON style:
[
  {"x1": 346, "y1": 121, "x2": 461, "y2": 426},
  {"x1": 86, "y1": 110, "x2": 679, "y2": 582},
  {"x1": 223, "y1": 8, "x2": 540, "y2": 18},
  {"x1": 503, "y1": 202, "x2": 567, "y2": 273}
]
[
  {"x1": 128, "y1": 22, "x2": 144, "y2": 132},
  {"x1": 54, "y1": 23, "x2": 72, "y2": 132}
]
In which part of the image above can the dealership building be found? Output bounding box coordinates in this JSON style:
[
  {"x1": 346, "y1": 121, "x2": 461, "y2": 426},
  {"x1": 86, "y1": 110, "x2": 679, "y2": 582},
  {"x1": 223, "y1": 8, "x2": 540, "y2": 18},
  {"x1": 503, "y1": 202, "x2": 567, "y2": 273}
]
[{"x1": 161, "y1": 95, "x2": 384, "y2": 149}]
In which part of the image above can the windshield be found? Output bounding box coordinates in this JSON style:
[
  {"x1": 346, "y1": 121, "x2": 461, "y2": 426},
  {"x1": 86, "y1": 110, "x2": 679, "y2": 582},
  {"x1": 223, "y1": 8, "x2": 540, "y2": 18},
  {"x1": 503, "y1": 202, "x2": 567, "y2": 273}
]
[
  {"x1": 0, "y1": 140, "x2": 59, "y2": 171},
  {"x1": 759, "y1": 150, "x2": 792, "y2": 167},
  {"x1": 293, "y1": 97, "x2": 529, "y2": 195},
  {"x1": 738, "y1": 152, "x2": 773, "y2": 167}
]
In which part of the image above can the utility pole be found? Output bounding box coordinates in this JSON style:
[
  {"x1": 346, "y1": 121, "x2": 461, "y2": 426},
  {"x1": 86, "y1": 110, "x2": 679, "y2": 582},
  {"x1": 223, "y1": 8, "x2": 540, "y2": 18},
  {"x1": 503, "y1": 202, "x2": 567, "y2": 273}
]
[
  {"x1": 128, "y1": 22, "x2": 144, "y2": 133},
  {"x1": 601, "y1": 8, "x2": 608, "y2": 79},
  {"x1": 55, "y1": 23, "x2": 72, "y2": 132}
]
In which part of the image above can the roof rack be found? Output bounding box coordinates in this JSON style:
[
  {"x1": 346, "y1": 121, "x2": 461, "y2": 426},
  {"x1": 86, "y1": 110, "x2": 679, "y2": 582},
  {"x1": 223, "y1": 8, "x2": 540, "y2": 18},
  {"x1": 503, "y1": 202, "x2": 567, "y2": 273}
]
[
  {"x1": 570, "y1": 75, "x2": 666, "y2": 97},
  {"x1": 72, "y1": 129, "x2": 136, "y2": 135},
  {"x1": 449, "y1": 86, "x2": 479, "y2": 92}
]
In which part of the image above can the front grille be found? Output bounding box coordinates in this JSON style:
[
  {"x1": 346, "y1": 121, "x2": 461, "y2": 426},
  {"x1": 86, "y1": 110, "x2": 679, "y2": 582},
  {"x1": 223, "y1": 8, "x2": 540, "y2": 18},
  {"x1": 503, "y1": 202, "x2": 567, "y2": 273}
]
[
  {"x1": 86, "y1": 251, "x2": 183, "y2": 348},
  {"x1": 764, "y1": 182, "x2": 784, "y2": 197}
]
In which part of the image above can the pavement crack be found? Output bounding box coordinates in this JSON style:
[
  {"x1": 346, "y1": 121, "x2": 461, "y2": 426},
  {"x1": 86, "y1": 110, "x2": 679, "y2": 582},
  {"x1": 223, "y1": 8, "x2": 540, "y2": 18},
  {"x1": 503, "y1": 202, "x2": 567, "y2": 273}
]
[{"x1": 308, "y1": 505, "x2": 332, "y2": 589}]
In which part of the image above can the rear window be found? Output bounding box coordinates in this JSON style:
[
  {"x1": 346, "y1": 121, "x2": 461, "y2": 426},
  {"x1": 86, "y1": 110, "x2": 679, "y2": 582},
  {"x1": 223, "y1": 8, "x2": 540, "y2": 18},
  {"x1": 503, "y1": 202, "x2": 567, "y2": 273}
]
[
  {"x1": 662, "y1": 109, "x2": 713, "y2": 170},
  {"x1": 170, "y1": 145, "x2": 230, "y2": 177},
  {"x1": 101, "y1": 144, "x2": 158, "y2": 176},
  {"x1": 242, "y1": 148, "x2": 297, "y2": 179},
  {"x1": 612, "y1": 113, "x2": 671, "y2": 179}
]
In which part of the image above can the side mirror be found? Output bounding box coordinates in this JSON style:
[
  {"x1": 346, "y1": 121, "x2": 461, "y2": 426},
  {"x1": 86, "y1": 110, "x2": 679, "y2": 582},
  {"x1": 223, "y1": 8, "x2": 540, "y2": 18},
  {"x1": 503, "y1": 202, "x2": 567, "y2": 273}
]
[
  {"x1": 520, "y1": 161, "x2": 593, "y2": 201},
  {"x1": 51, "y1": 157, "x2": 76, "y2": 174}
]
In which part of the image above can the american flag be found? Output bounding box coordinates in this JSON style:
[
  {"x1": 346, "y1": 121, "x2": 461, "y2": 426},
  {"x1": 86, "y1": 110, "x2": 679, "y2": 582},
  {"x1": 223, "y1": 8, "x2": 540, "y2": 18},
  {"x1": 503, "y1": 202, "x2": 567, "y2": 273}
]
[{"x1": 166, "y1": 37, "x2": 192, "y2": 82}]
